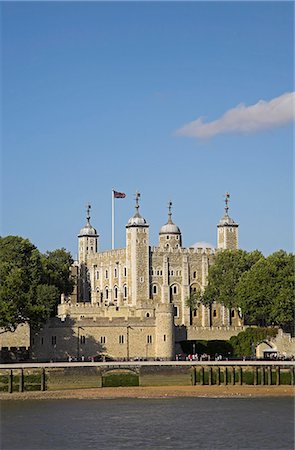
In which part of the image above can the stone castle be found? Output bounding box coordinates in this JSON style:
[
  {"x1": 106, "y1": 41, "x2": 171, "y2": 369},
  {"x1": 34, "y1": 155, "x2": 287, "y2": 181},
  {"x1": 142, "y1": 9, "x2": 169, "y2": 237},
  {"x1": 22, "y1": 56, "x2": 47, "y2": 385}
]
[{"x1": 26, "y1": 192, "x2": 245, "y2": 362}]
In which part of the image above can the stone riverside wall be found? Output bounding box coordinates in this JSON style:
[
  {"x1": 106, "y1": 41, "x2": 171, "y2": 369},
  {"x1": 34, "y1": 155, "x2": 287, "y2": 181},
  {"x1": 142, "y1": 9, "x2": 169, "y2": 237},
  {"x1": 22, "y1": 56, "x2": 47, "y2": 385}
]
[{"x1": 0, "y1": 362, "x2": 294, "y2": 393}]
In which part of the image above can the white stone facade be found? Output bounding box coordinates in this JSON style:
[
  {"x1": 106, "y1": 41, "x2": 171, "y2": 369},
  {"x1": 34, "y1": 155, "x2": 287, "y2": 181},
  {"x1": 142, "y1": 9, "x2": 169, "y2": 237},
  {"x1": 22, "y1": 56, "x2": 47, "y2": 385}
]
[{"x1": 32, "y1": 195, "x2": 243, "y2": 361}]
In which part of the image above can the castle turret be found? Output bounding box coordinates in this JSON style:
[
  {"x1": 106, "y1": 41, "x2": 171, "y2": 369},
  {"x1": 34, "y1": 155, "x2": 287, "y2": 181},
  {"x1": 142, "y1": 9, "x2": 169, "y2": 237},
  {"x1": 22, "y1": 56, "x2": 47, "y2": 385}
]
[
  {"x1": 159, "y1": 202, "x2": 182, "y2": 250},
  {"x1": 78, "y1": 204, "x2": 98, "y2": 302},
  {"x1": 217, "y1": 193, "x2": 238, "y2": 250},
  {"x1": 78, "y1": 204, "x2": 99, "y2": 263},
  {"x1": 155, "y1": 303, "x2": 175, "y2": 360},
  {"x1": 126, "y1": 192, "x2": 150, "y2": 305}
]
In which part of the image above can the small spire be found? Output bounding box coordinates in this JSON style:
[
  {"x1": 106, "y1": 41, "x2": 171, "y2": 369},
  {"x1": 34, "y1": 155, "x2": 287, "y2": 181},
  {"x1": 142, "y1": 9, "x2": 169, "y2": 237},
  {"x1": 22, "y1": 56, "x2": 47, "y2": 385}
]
[
  {"x1": 86, "y1": 203, "x2": 91, "y2": 223},
  {"x1": 168, "y1": 201, "x2": 173, "y2": 223},
  {"x1": 224, "y1": 192, "x2": 230, "y2": 216}
]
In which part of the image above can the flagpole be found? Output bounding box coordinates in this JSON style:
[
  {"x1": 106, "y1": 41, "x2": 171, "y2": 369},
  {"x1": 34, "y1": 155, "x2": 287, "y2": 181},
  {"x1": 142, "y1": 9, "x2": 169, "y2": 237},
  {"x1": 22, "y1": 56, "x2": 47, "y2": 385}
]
[{"x1": 112, "y1": 189, "x2": 115, "y2": 250}]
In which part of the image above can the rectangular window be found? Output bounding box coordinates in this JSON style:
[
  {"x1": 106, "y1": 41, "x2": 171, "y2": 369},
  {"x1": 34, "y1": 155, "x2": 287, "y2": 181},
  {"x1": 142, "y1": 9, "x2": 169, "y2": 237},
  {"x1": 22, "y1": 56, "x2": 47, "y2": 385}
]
[
  {"x1": 163, "y1": 335, "x2": 166, "y2": 342},
  {"x1": 174, "y1": 306, "x2": 179, "y2": 318},
  {"x1": 51, "y1": 336, "x2": 57, "y2": 346},
  {"x1": 147, "y1": 335, "x2": 152, "y2": 344},
  {"x1": 119, "y1": 335, "x2": 124, "y2": 344},
  {"x1": 100, "y1": 336, "x2": 106, "y2": 344},
  {"x1": 80, "y1": 335, "x2": 86, "y2": 344}
]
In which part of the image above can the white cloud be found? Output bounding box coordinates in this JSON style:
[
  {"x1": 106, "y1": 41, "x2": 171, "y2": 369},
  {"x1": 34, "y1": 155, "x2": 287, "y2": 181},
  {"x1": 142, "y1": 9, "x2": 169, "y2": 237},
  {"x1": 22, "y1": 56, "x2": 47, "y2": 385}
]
[{"x1": 175, "y1": 92, "x2": 295, "y2": 139}]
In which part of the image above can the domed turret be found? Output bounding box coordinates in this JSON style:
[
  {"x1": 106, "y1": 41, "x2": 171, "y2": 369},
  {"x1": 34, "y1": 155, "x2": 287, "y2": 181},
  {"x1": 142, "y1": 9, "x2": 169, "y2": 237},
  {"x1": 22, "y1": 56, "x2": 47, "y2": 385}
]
[
  {"x1": 217, "y1": 193, "x2": 238, "y2": 250},
  {"x1": 126, "y1": 192, "x2": 148, "y2": 227},
  {"x1": 78, "y1": 204, "x2": 99, "y2": 263},
  {"x1": 159, "y1": 202, "x2": 182, "y2": 249}
]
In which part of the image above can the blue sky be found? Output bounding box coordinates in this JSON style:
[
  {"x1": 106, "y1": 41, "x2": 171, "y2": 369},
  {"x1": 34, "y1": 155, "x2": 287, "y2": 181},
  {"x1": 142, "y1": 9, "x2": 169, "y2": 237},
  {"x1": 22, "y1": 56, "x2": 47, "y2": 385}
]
[{"x1": 1, "y1": 2, "x2": 293, "y2": 257}]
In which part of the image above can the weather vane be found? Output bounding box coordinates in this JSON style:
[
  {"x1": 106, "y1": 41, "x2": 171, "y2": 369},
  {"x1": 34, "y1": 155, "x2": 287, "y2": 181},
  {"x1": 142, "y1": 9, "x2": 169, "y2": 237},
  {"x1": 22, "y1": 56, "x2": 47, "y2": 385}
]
[{"x1": 224, "y1": 192, "x2": 230, "y2": 215}]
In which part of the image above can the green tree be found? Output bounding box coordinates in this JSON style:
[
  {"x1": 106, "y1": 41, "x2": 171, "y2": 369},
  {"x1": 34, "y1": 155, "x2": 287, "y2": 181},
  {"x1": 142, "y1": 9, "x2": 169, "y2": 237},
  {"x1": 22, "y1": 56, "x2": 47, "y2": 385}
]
[
  {"x1": 236, "y1": 250, "x2": 295, "y2": 332},
  {"x1": 41, "y1": 249, "x2": 74, "y2": 297},
  {"x1": 230, "y1": 327, "x2": 278, "y2": 358},
  {"x1": 0, "y1": 236, "x2": 73, "y2": 331},
  {"x1": 186, "y1": 290, "x2": 202, "y2": 325},
  {"x1": 202, "y1": 250, "x2": 263, "y2": 313}
]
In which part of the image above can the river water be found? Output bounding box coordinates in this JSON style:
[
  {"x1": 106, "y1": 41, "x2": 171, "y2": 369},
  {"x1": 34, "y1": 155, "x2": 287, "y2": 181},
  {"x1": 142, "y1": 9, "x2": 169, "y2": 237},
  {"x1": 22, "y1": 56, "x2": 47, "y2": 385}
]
[{"x1": 1, "y1": 397, "x2": 294, "y2": 449}]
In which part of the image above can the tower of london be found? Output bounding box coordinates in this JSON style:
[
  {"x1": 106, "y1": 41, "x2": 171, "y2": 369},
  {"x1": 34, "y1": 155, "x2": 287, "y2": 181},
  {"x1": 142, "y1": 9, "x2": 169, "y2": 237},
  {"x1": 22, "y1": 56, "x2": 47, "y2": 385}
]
[{"x1": 31, "y1": 193, "x2": 243, "y2": 361}]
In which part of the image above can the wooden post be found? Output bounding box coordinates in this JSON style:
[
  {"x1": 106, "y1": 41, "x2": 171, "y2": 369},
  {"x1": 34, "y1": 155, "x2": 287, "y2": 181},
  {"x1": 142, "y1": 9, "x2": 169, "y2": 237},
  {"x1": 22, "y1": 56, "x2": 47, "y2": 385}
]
[
  {"x1": 232, "y1": 367, "x2": 235, "y2": 385},
  {"x1": 216, "y1": 367, "x2": 220, "y2": 385},
  {"x1": 276, "y1": 366, "x2": 280, "y2": 386},
  {"x1": 261, "y1": 367, "x2": 265, "y2": 385},
  {"x1": 19, "y1": 369, "x2": 24, "y2": 392},
  {"x1": 239, "y1": 367, "x2": 243, "y2": 385},
  {"x1": 191, "y1": 367, "x2": 196, "y2": 386},
  {"x1": 8, "y1": 370, "x2": 13, "y2": 393},
  {"x1": 41, "y1": 368, "x2": 46, "y2": 391},
  {"x1": 268, "y1": 367, "x2": 272, "y2": 385},
  {"x1": 254, "y1": 367, "x2": 258, "y2": 385},
  {"x1": 200, "y1": 367, "x2": 204, "y2": 385},
  {"x1": 208, "y1": 367, "x2": 212, "y2": 385},
  {"x1": 225, "y1": 367, "x2": 228, "y2": 385}
]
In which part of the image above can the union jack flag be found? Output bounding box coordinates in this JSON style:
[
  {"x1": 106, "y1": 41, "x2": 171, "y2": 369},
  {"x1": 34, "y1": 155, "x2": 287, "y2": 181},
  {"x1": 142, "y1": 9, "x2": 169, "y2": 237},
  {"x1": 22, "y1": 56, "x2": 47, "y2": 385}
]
[{"x1": 113, "y1": 190, "x2": 126, "y2": 198}]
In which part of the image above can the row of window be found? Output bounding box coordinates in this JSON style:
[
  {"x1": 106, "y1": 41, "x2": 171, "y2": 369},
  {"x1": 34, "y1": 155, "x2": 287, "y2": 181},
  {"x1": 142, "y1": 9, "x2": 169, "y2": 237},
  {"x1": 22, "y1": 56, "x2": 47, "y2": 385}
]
[
  {"x1": 151, "y1": 269, "x2": 198, "y2": 279},
  {"x1": 96, "y1": 267, "x2": 128, "y2": 280},
  {"x1": 96, "y1": 285, "x2": 128, "y2": 300},
  {"x1": 42, "y1": 334, "x2": 169, "y2": 346}
]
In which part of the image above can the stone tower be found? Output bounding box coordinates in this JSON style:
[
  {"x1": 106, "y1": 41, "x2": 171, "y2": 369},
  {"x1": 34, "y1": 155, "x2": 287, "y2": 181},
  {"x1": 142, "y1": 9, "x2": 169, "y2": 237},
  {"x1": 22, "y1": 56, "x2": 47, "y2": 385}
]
[
  {"x1": 217, "y1": 193, "x2": 238, "y2": 250},
  {"x1": 159, "y1": 201, "x2": 182, "y2": 250},
  {"x1": 155, "y1": 303, "x2": 175, "y2": 360},
  {"x1": 78, "y1": 204, "x2": 98, "y2": 301},
  {"x1": 126, "y1": 192, "x2": 150, "y2": 306},
  {"x1": 78, "y1": 204, "x2": 99, "y2": 263}
]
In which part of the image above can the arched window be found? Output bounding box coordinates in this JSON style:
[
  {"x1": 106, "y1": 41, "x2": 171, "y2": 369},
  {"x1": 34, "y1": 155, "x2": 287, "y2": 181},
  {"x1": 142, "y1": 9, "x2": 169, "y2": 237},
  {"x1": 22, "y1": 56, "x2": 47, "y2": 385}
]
[
  {"x1": 153, "y1": 285, "x2": 157, "y2": 295},
  {"x1": 124, "y1": 267, "x2": 127, "y2": 277},
  {"x1": 105, "y1": 270, "x2": 108, "y2": 279},
  {"x1": 193, "y1": 271, "x2": 197, "y2": 279},
  {"x1": 231, "y1": 310, "x2": 235, "y2": 318},
  {"x1": 105, "y1": 287, "x2": 109, "y2": 299},
  {"x1": 114, "y1": 286, "x2": 118, "y2": 299},
  {"x1": 114, "y1": 267, "x2": 118, "y2": 278},
  {"x1": 213, "y1": 310, "x2": 217, "y2": 317},
  {"x1": 123, "y1": 285, "x2": 127, "y2": 298}
]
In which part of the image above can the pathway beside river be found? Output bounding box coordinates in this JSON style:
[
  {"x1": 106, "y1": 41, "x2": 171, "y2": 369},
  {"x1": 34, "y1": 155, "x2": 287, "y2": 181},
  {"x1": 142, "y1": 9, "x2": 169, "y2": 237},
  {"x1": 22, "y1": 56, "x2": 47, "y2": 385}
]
[{"x1": 1, "y1": 385, "x2": 294, "y2": 400}]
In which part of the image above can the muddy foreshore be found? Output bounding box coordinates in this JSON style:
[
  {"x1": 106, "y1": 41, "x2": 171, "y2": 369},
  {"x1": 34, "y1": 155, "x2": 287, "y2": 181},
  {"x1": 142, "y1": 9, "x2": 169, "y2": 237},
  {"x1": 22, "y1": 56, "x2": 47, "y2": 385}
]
[{"x1": 0, "y1": 385, "x2": 294, "y2": 401}]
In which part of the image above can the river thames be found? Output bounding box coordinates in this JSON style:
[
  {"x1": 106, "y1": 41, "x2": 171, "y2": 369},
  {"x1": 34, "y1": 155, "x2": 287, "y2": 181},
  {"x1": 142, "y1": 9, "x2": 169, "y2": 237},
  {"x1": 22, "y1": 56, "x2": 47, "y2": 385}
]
[{"x1": 1, "y1": 397, "x2": 294, "y2": 449}]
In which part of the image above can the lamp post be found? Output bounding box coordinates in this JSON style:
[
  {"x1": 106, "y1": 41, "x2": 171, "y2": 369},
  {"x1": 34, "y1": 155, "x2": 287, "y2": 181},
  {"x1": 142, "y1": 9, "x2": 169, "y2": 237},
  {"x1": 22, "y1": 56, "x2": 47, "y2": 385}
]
[{"x1": 77, "y1": 326, "x2": 84, "y2": 361}]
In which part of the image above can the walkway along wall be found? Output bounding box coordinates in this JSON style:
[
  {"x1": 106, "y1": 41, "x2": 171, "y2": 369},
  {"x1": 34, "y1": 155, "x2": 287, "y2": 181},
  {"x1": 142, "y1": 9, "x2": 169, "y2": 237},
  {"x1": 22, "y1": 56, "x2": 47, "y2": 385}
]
[{"x1": 0, "y1": 362, "x2": 294, "y2": 392}]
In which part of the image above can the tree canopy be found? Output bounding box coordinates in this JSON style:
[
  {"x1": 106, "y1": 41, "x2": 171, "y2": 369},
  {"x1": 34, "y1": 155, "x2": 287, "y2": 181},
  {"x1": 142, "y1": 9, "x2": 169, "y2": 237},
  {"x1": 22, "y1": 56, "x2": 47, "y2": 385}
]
[
  {"x1": 202, "y1": 249, "x2": 263, "y2": 308},
  {"x1": 0, "y1": 236, "x2": 73, "y2": 331},
  {"x1": 202, "y1": 249, "x2": 294, "y2": 332},
  {"x1": 230, "y1": 327, "x2": 278, "y2": 358},
  {"x1": 236, "y1": 251, "x2": 294, "y2": 332}
]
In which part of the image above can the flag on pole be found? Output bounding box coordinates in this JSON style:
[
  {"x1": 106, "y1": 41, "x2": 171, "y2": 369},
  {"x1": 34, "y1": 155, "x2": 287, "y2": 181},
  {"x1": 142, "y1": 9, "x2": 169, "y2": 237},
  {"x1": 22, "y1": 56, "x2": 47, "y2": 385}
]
[{"x1": 113, "y1": 190, "x2": 126, "y2": 198}]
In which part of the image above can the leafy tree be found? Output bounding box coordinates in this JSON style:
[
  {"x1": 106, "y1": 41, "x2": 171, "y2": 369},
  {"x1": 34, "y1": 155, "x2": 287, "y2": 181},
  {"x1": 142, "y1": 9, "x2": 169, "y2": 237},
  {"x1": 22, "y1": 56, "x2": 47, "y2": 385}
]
[
  {"x1": 0, "y1": 236, "x2": 73, "y2": 331},
  {"x1": 41, "y1": 249, "x2": 74, "y2": 297},
  {"x1": 230, "y1": 327, "x2": 278, "y2": 358},
  {"x1": 236, "y1": 251, "x2": 295, "y2": 332},
  {"x1": 186, "y1": 290, "x2": 202, "y2": 325},
  {"x1": 202, "y1": 250, "x2": 263, "y2": 313}
]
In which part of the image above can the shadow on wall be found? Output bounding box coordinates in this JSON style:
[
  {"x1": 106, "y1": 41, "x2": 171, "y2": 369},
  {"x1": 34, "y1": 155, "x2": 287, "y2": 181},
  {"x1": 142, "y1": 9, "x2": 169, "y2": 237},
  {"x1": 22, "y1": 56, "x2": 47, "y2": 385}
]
[{"x1": 31, "y1": 316, "x2": 106, "y2": 362}]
